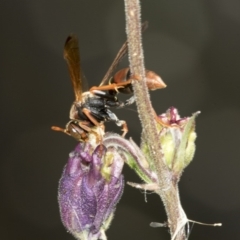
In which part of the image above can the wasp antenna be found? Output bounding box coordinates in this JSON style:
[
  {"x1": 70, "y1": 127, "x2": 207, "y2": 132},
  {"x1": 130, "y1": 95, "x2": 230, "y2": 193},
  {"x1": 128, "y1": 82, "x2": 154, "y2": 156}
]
[{"x1": 51, "y1": 126, "x2": 65, "y2": 133}]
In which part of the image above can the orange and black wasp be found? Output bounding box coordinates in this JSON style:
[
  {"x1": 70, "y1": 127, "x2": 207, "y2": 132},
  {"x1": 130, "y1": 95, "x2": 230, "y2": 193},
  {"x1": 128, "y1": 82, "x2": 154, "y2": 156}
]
[{"x1": 52, "y1": 25, "x2": 166, "y2": 142}]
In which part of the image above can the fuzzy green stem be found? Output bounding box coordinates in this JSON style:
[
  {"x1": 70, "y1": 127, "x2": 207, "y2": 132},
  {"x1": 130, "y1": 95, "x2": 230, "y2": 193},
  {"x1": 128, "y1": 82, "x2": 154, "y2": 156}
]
[
  {"x1": 124, "y1": 0, "x2": 187, "y2": 239},
  {"x1": 156, "y1": 185, "x2": 188, "y2": 240},
  {"x1": 124, "y1": 0, "x2": 165, "y2": 186}
]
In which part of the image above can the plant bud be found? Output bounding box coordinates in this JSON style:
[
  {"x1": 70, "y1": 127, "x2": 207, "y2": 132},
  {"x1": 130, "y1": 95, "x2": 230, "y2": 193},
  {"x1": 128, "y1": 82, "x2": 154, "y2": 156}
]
[
  {"x1": 142, "y1": 107, "x2": 199, "y2": 175},
  {"x1": 58, "y1": 141, "x2": 124, "y2": 240}
]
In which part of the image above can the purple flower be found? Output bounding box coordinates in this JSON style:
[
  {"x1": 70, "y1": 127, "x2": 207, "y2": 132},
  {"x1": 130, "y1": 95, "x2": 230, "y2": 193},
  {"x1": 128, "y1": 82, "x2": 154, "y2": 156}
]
[{"x1": 58, "y1": 142, "x2": 124, "y2": 240}]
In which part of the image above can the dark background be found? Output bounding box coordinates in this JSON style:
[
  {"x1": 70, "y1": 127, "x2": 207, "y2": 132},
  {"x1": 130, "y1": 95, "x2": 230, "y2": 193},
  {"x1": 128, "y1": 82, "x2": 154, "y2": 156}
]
[{"x1": 1, "y1": 0, "x2": 240, "y2": 239}]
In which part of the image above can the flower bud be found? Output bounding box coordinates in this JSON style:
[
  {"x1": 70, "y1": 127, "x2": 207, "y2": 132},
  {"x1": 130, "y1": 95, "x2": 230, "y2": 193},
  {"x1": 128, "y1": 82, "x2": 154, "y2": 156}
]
[
  {"x1": 58, "y1": 141, "x2": 124, "y2": 240},
  {"x1": 142, "y1": 107, "x2": 199, "y2": 175},
  {"x1": 158, "y1": 107, "x2": 199, "y2": 172}
]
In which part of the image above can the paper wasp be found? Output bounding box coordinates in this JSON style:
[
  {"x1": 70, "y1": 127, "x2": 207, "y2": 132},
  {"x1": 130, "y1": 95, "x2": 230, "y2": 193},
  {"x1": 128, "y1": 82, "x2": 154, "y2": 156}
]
[{"x1": 52, "y1": 26, "x2": 166, "y2": 142}]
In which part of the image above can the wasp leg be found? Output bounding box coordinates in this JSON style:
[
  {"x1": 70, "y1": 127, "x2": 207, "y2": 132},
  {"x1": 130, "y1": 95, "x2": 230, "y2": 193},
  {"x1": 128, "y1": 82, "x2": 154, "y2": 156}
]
[
  {"x1": 90, "y1": 79, "x2": 132, "y2": 93},
  {"x1": 105, "y1": 109, "x2": 128, "y2": 137},
  {"x1": 117, "y1": 95, "x2": 136, "y2": 108},
  {"x1": 82, "y1": 108, "x2": 101, "y2": 126},
  {"x1": 116, "y1": 120, "x2": 128, "y2": 137},
  {"x1": 77, "y1": 121, "x2": 93, "y2": 132},
  {"x1": 124, "y1": 95, "x2": 136, "y2": 106}
]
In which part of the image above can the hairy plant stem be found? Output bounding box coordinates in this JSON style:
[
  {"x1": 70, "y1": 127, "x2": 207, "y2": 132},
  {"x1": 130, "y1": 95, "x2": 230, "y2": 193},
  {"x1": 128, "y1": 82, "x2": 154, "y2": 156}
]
[
  {"x1": 124, "y1": 0, "x2": 164, "y2": 186},
  {"x1": 156, "y1": 184, "x2": 188, "y2": 240},
  {"x1": 124, "y1": 0, "x2": 187, "y2": 239}
]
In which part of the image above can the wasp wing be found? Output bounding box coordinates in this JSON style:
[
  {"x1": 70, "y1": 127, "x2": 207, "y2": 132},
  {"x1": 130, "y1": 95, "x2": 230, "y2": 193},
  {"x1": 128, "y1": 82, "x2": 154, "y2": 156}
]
[
  {"x1": 64, "y1": 35, "x2": 85, "y2": 101},
  {"x1": 99, "y1": 41, "x2": 128, "y2": 87},
  {"x1": 100, "y1": 21, "x2": 148, "y2": 87}
]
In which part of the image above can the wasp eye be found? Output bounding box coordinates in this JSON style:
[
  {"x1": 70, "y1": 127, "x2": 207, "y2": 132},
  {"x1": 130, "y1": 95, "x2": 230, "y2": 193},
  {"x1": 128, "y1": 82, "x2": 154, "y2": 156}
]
[{"x1": 67, "y1": 121, "x2": 86, "y2": 141}]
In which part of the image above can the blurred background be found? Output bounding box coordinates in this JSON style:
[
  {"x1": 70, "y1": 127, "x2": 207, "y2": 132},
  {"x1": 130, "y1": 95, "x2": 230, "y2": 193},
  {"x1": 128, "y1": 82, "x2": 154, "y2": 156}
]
[{"x1": 1, "y1": 0, "x2": 240, "y2": 239}]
